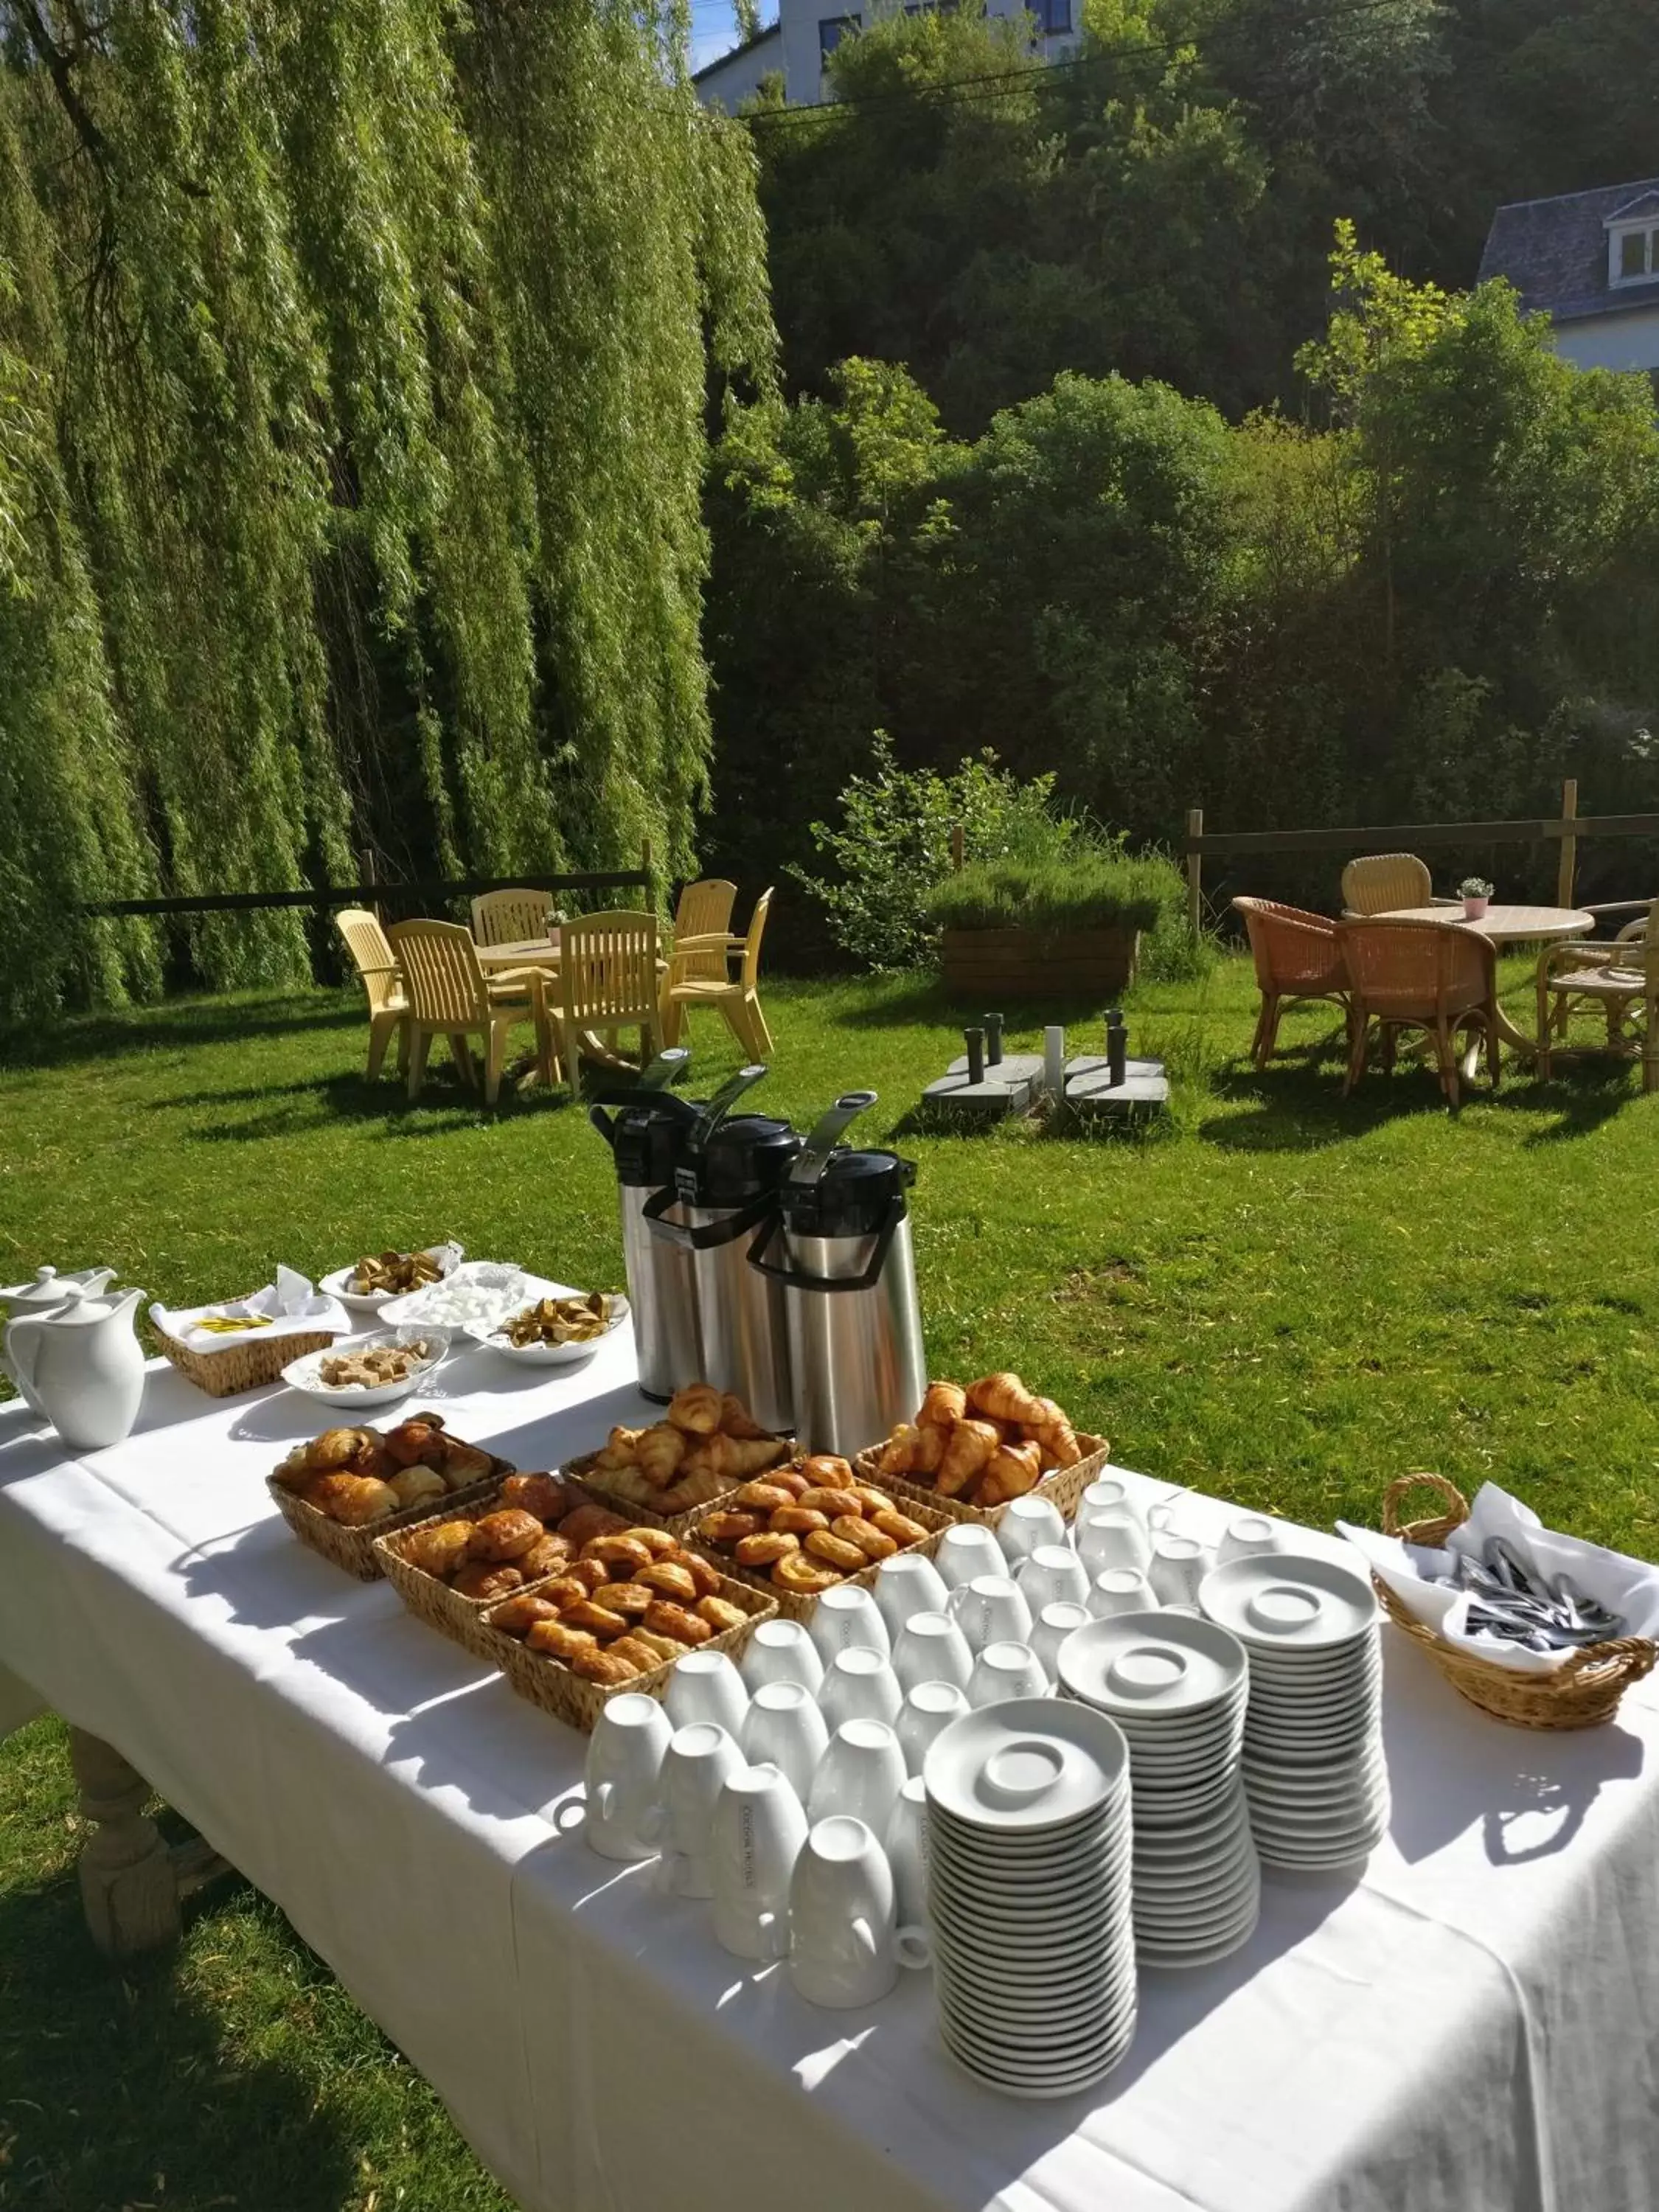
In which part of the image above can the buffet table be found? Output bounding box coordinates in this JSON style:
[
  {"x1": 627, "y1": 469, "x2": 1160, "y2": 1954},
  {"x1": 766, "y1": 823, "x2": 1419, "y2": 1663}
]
[{"x1": 4, "y1": 1337, "x2": 1659, "y2": 2212}]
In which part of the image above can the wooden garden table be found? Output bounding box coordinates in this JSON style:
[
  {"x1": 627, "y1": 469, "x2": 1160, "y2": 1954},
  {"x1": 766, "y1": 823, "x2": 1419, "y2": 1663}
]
[
  {"x1": 475, "y1": 931, "x2": 562, "y2": 975},
  {"x1": 1377, "y1": 904, "x2": 1595, "y2": 1054}
]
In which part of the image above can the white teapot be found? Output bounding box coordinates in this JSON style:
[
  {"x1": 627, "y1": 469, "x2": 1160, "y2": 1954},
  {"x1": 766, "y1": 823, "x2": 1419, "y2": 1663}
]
[
  {"x1": 1, "y1": 1266, "x2": 118, "y2": 1413},
  {"x1": 6, "y1": 1282, "x2": 147, "y2": 1451}
]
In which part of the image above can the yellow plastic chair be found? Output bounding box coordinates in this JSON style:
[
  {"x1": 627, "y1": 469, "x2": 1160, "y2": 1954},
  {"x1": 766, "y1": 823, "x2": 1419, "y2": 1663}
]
[
  {"x1": 661, "y1": 887, "x2": 774, "y2": 1060},
  {"x1": 470, "y1": 887, "x2": 554, "y2": 948},
  {"x1": 1340, "y1": 853, "x2": 1459, "y2": 917},
  {"x1": 553, "y1": 910, "x2": 663, "y2": 1084},
  {"x1": 670, "y1": 879, "x2": 738, "y2": 981},
  {"x1": 386, "y1": 917, "x2": 550, "y2": 1107},
  {"x1": 335, "y1": 908, "x2": 410, "y2": 1082}
]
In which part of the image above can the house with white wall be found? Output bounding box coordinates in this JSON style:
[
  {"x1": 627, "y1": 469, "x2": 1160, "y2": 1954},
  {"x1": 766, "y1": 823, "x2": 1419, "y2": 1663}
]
[
  {"x1": 1478, "y1": 178, "x2": 1659, "y2": 375},
  {"x1": 695, "y1": 0, "x2": 1078, "y2": 111}
]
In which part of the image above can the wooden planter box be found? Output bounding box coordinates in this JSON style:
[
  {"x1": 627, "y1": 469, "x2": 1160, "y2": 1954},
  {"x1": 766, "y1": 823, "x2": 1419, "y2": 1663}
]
[{"x1": 940, "y1": 925, "x2": 1141, "y2": 999}]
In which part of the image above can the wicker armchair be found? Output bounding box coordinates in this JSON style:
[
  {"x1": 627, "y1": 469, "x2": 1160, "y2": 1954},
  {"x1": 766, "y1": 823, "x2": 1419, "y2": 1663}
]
[
  {"x1": 1231, "y1": 897, "x2": 1349, "y2": 1067},
  {"x1": 1536, "y1": 899, "x2": 1659, "y2": 1090},
  {"x1": 1338, "y1": 918, "x2": 1499, "y2": 1108},
  {"x1": 1340, "y1": 853, "x2": 1459, "y2": 918}
]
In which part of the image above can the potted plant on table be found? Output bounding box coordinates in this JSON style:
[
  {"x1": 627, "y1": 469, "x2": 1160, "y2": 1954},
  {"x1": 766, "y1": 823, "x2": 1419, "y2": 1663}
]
[{"x1": 1459, "y1": 877, "x2": 1493, "y2": 922}]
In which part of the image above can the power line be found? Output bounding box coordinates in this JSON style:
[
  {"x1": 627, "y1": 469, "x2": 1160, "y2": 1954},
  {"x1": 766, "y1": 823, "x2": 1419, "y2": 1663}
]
[{"x1": 738, "y1": 0, "x2": 1431, "y2": 128}]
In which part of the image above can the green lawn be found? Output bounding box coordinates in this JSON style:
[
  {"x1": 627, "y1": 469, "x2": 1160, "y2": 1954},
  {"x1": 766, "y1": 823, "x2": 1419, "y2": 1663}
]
[{"x1": 4, "y1": 956, "x2": 1658, "y2": 2208}]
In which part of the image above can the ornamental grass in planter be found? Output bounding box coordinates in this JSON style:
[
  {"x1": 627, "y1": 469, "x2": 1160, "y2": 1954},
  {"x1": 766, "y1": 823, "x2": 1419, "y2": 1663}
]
[{"x1": 925, "y1": 852, "x2": 1178, "y2": 998}]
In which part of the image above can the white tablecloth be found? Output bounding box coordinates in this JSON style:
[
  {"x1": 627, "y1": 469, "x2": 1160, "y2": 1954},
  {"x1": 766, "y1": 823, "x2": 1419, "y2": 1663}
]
[{"x1": 3, "y1": 1338, "x2": 1658, "y2": 2212}]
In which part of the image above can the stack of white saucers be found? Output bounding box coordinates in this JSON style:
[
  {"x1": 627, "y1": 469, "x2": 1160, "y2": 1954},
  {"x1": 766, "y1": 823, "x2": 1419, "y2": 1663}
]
[
  {"x1": 1199, "y1": 1553, "x2": 1388, "y2": 1871},
  {"x1": 1057, "y1": 1612, "x2": 1259, "y2": 1968},
  {"x1": 922, "y1": 1698, "x2": 1135, "y2": 2097}
]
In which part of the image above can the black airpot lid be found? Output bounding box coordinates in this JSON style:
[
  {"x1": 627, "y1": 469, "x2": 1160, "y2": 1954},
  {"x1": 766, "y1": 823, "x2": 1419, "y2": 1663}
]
[
  {"x1": 611, "y1": 1099, "x2": 697, "y2": 1189},
  {"x1": 675, "y1": 1115, "x2": 802, "y2": 1207},
  {"x1": 777, "y1": 1147, "x2": 914, "y2": 1237}
]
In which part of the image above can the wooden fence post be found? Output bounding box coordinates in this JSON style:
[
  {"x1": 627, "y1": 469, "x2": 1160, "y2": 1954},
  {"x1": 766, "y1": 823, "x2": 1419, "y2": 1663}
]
[
  {"x1": 358, "y1": 845, "x2": 380, "y2": 922},
  {"x1": 1186, "y1": 807, "x2": 1204, "y2": 938},
  {"x1": 949, "y1": 824, "x2": 964, "y2": 873},
  {"x1": 1557, "y1": 778, "x2": 1578, "y2": 909}
]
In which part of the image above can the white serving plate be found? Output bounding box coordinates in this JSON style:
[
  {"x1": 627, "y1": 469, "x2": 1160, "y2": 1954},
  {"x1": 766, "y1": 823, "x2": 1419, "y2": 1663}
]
[
  {"x1": 280, "y1": 1326, "x2": 453, "y2": 1411},
  {"x1": 477, "y1": 1293, "x2": 629, "y2": 1367},
  {"x1": 320, "y1": 1243, "x2": 464, "y2": 1315}
]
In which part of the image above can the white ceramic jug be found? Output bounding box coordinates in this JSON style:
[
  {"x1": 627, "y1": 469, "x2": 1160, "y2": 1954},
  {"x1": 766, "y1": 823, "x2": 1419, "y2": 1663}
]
[
  {"x1": 6, "y1": 1282, "x2": 147, "y2": 1451},
  {"x1": 1, "y1": 1267, "x2": 116, "y2": 1415}
]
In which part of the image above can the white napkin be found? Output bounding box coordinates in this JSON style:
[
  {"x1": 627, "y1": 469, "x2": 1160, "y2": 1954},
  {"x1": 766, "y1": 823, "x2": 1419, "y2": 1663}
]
[
  {"x1": 1338, "y1": 1483, "x2": 1659, "y2": 1674},
  {"x1": 150, "y1": 1266, "x2": 353, "y2": 1352}
]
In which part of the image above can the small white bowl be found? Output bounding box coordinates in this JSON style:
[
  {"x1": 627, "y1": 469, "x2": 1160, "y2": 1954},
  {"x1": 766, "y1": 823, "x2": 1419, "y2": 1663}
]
[
  {"x1": 281, "y1": 1325, "x2": 452, "y2": 1410},
  {"x1": 380, "y1": 1261, "x2": 529, "y2": 1337},
  {"x1": 479, "y1": 1294, "x2": 628, "y2": 1366},
  {"x1": 321, "y1": 1243, "x2": 463, "y2": 1315}
]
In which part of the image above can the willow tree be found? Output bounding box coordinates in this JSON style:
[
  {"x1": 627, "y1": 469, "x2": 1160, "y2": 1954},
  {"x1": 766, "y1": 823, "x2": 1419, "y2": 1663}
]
[{"x1": 0, "y1": 0, "x2": 772, "y2": 1018}]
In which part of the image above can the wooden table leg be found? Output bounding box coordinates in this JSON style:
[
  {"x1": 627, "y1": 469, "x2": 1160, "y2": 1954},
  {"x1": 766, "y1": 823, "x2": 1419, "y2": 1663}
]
[{"x1": 68, "y1": 1727, "x2": 231, "y2": 1958}]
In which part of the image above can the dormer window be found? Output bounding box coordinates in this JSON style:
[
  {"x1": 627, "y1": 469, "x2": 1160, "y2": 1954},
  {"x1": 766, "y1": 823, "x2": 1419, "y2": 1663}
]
[{"x1": 1607, "y1": 198, "x2": 1659, "y2": 287}]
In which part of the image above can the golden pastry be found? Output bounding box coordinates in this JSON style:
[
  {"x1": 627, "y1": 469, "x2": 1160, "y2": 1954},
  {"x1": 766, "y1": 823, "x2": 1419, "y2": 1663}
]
[
  {"x1": 384, "y1": 1419, "x2": 445, "y2": 1469},
  {"x1": 679, "y1": 1551, "x2": 722, "y2": 1599},
  {"x1": 772, "y1": 1551, "x2": 838, "y2": 1593},
  {"x1": 560, "y1": 1503, "x2": 632, "y2": 1550},
  {"x1": 628, "y1": 1628, "x2": 687, "y2": 1663},
  {"x1": 877, "y1": 1424, "x2": 926, "y2": 1478},
  {"x1": 307, "y1": 1425, "x2": 367, "y2": 1472},
  {"x1": 919, "y1": 1380, "x2": 967, "y2": 1432},
  {"x1": 438, "y1": 1441, "x2": 495, "y2": 1484},
  {"x1": 527, "y1": 1618, "x2": 598, "y2": 1660},
  {"x1": 470, "y1": 1508, "x2": 546, "y2": 1562},
  {"x1": 641, "y1": 1599, "x2": 713, "y2": 1646},
  {"x1": 562, "y1": 1599, "x2": 630, "y2": 1640},
  {"x1": 734, "y1": 1479, "x2": 795, "y2": 1513},
  {"x1": 1025, "y1": 1397, "x2": 1081, "y2": 1470},
  {"x1": 831, "y1": 1514, "x2": 897, "y2": 1561},
  {"x1": 403, "y1": 1520, "x2": 476, "y2": 1579},
  {"x1": 564, "y1": 1557, "x2": 611, "y2": 1593},
  {"x1": 965, "y1": 1372, "x2": 1047, "y2": 1427},
  {"x1": 796, "y1": 1486, "x2": 864, "y2": 1520},
  {"x1": 935, "y1": 1419, "x2": 1001, "y2": 1498},
  {"x1": 769, "y1": 1505, "x2": 829, "y2": 1537},
  {"x1": 500, "y1": 1472, "x2": 574, "y2": 1521},
  {"x1": 580, "y1": 1532, "x2": 656, "y2": 1576},
  {"x1": 452, "y1": 1562, "x2": 524, "y2": 1601},
  {"x1": 538, "y1": 1574, "x2": 594, "y2": 1612},
  {"x1": 348, "y1": 1441, "x2": 400, "y2": 1482},
  {"x1": 630, "y1": 1527, "x2": 682, "y2": 1557},
  {"x1": 696, "y1": 1595, "x2": 748, "y2": 1633},
  {"x1": 734, "y1": 1530, "x2": 799, "y2": 1568},
  {"x1": 587, "y1": 1580, "x2": 655, "y2": 1618},
  {"x1": 978, "y1": 1441, "x2": 1044, "y2": 1507},
  {"x1": 605, "y1": 1424, "x2": 644, "y2": 1461},
  {"x1": 872, "y1": 1507, "x2": 928, "y2": 1548},
  {"x1": 388, "y1": 1464, "x2": 447, "y2": 1512},
  {"x1": 637, "y1": 1559, "x2": 699, "y2": 1604},
  {"x1": 635, "y1": 1422, "x2": 688, "y2": 1487},
  {"x1": 668, "y1": 1381, "x2": 723, "y2": 1433},
  {"x1": 571, "y1": 1646, "x2": 641, "y2": 1685},
  {"x1": 719, "y1": 1394, "x2": 771, "y2": 1440},
  {"x1": 305, "y1": 1472, "x2": 399, "y2": 1526},
  {"x1": 768, "y1": 1467, "x2": 812, "y2": 1498},
  {"x1": 490, "y1": 1594, "x2": 563, "y2": 1638},
  {"x1": 804, "y1": 1528, "x2": 867, "y2": 1573},
  {"x1": 851, "y1": 1484, "x2": 897, "y2": 1516},
  {"x1": 801, "y1": 1454, "x2": 855, "y2": 1486},
  {"x1": 608, "y1": 1633, "x2": 669, "y2": 1674},
  {"x1": 699, "y1": 1509, "x2": 761, "y2": 1546},
  {"x1": 518, "y1": 1533, "x2": 571, "y2": 1580}
]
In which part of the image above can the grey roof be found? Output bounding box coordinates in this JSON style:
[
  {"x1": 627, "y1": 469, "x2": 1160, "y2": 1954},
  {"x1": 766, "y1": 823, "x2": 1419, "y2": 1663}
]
[
  {"x1": 1479, "y1": 178, "x2": 1659, "y2": 325},
  {"x1": 692, "y1": 21, "x2": 782, "y2": 83}
]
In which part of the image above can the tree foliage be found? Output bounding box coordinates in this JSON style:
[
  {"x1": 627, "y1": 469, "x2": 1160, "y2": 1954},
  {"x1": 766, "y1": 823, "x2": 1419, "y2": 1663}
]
[{"x1": 0, "y1": 0, "x2": 771, "y2": 1019}]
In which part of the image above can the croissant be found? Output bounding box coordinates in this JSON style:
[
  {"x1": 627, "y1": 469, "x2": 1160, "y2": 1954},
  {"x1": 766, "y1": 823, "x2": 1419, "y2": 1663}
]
[
  {"x1": 919, "y1": 1381, "x2": 967, "y2": 1432},
  {"x1": 1025, "y1": 1397, "x2": 1081, "y2": 1469},
  {"x1": 965, "y1": 1372, "x2": 1048, "y2": 1428},
  {"x1": 635, "y1": 1422, "x2": 688, "y2": 1488},
  {"x1": 719, "y1": 1393, "x2": 771, "y2": 1440},
  {"x1": 669, "y1": 1382, "x2": 723, "y2": 1434},
  {"x1": 605, "y1": 1425, "x2": 644, "y2": 1463},
  {"x1": 877, "y1": 1425, "x2": 925, "y2": 1478},
  {"x1": 934, "y1": 1418, "x2": 1001, "y2": 1498},
  {"x1": 976, "y1": 1440, "x2": 1044, "y2": 1507}
]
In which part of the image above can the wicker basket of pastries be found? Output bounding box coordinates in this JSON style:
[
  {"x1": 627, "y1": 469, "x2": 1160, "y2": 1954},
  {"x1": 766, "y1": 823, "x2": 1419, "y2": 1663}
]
[
  {"x1": 566, "y1": 1381, "x2": 790, "y2": 1534},
  {"x1": 267, "y1": 1411, "x2": 508, "y2": 1579},
  {"x1": 375, "y1": 1474, "x2": 656, "y2": 1659},
  {"x1": 855, "y1": 1374, "x2": 1108, "y2": 1528},
  {"x1": 479, "y1": 1540, "x2": 776, "y2": 1733},
  {"x1": 687, "y1": 1457, "x2": 950, "y2": 1621}
]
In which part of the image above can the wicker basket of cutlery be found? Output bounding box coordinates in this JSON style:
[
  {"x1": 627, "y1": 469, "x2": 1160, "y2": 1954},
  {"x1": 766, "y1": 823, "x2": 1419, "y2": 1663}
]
[{"x1": 1374, "y1": 1472, "x2": 1656, "y2": 1731}]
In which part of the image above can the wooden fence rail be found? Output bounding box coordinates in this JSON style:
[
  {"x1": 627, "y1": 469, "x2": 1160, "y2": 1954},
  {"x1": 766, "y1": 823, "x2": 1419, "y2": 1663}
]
[{"x1": 1181, "y1": 779, "x2": 1659, "y2": 936}]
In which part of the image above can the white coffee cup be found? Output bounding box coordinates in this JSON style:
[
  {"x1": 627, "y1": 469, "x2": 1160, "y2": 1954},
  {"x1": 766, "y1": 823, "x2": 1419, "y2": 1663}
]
[
  {"x1": 1149, "y1": 1533, "x2": 1212, "y2": 1607},
  {"x1": 1089, "y1": 1565, "x2": 1158, "y2": 1618},
  {"x1": 741, "y1": 1618, "x2": 825, "y2": 1696},
  {"x1": 934, "y1": 1523, "x2": 1006, "y2": 1590},
  {"x1": 1218, "y1": 1514, "x2": 1280, "y2": 1564},
  {"x1": 1015, "y1": 1542, "x2": 1091, "y2": 1613},
  {"x1": 1079, "y1": 1477, "x2": 1133, "y2": 1517},
  {"x1": 891, "y1": 1609, "x2": 974, "y2": 1694},
  {"x1": 872, "y1": 1551, "x2": 950, "y2": 1638},
  {"x1": 664, "y1": 1649, "x2": 749, "y2": 1738},
  {"x1": 1076, "y1": 1509, "x2": 1152, "y2": 1574},
  {"x1": 808, "y1": 1583, "x2": 891, "y2": 1663},
  {"x1": 883, "y1": 1775, "x2": 931, "y2": 1927},
  {"x1": 896, "y1": 1680, "x2": 970, "y2": 1774},
  {"x1": 789, "y1": 1816, "x2": 907, "y2": 2009},
  {"x1": 967, "y1": 1638, "x2": 1048, "y2": 1708},
  {"x1": 552, "y1": 1691, "x2": 672, "y2": 1861},
  {"x1": 712, "y1": 1762, "x2": 809, "y2": 1962},
  {"x1": 807, "y1": 1717, "x2": 907, "y2": 1833},
  {"x1": 1029, "y1": 1600, "x2": 1091, "y2": 1683},
  {"x1": 818, "y1": 1646, "x2": 904, "y2": 1733},
  {"x1": 947, "y1": 1573, "x2": 1033, "y2": 1652},
  {"x1": 996, "y1": 1492, "x2": 1066, "y2": 1563},
  {"x1": 741, "y1": 1680, "x2": 830, "y2": 1807},
  {"x1": 647, "y1": 1722, "x2": 742, "y2": 1898}
]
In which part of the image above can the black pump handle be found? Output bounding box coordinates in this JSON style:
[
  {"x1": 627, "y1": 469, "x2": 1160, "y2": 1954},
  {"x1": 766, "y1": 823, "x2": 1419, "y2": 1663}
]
[
  {"x1": 746, "y1": 1197, "x2": 905, "y2": 1293},
  {"x1": 641, "y1": 1183, "x2": 775, "y2": 1251},
  {"x1": 587, "y1": 1048, "x2": 693, "y2": 1147},
  {"x1": 686, "y1": 1062, "x2": 769, "y2": 1155},
  {"x1": 788, "y1": 1089, "x2": 877, "y2": 1189}
]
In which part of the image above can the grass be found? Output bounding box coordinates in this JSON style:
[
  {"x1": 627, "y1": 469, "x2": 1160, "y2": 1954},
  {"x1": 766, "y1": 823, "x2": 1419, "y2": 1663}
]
[{"x1": 4, "y1": 954, "x2": 1659, "y2": 2206}]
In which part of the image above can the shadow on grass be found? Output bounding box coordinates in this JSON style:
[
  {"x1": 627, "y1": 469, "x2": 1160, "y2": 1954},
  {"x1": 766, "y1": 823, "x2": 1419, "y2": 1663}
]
[
  {"x1": 152, "y1": 1067, "x2": 577, "y2": 1143},
  {"x1": 0, "y1": 992, "x2": 362, "y2": 1074},
  {"x1": 0, "y1": 1855, "x2": 361, "y2": 2211},
  {"x1": 1491, "y1": 1061, "x2": 1638, "y2": 1147}
]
